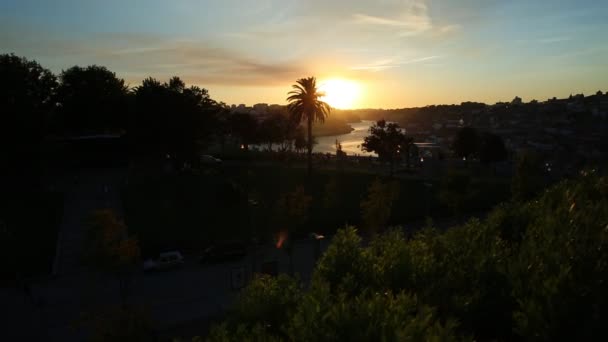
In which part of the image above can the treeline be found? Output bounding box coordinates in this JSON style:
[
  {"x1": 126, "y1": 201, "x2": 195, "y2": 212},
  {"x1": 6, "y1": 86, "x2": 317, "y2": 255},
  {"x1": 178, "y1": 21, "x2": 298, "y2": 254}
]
[
  {"x1": 337, "y1": 102, "x2": 488, "y2": 125},
  {"x1": 194, "y1": 170, "x2": 608, "y2": 341},
  {"x1": 0, "y1": 53, "x2": 320, "y2": 176}
]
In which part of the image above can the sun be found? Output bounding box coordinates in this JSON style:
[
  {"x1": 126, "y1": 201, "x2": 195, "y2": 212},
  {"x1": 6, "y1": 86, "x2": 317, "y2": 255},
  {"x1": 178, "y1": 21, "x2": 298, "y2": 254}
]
[{"x1": 319, "y1": 79, "x2": 361, "y2": 109}]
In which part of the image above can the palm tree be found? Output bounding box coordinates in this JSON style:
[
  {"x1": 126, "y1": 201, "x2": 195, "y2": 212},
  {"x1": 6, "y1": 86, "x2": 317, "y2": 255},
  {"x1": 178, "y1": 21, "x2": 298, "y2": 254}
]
[{"x1": 287, "y1": 77, "x2": 331, "y2": 176}]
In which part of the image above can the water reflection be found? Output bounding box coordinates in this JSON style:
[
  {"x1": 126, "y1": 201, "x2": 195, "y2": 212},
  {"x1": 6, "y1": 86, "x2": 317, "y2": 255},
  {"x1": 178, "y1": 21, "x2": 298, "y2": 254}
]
[{"x1": 315, "y1": 120, "x2": 376, "y2": 156}]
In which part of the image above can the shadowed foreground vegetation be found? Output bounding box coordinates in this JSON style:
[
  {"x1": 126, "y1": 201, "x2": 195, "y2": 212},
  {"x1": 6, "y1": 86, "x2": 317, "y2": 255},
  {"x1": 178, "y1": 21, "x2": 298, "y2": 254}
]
[
  {"x1": 178, "y1": 171, "x2": 608, "y2": 341},
  {"x1": 123, "y1": 164, "x2": 510, "y2": 256}
]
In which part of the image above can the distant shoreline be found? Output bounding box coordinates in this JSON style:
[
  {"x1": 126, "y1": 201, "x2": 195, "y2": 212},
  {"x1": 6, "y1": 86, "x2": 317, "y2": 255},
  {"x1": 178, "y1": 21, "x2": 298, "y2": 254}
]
[{"x1": 313, "y1": 124, "x2": 355, "y2": 137}]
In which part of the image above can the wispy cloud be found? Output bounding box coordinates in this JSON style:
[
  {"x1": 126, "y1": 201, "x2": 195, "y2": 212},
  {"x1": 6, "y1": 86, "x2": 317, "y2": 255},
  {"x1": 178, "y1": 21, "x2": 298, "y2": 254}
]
[
  {"x1": 539, "y1": 36, "x2": 572, "y2": 44},
  {"x1": 0, "y1": 31, "x2": 308, "y2": 86},
  {"x1": 353, "y1": 0, "x2": 433, "y2": 36},
  {"x1": 436, "y1": 24, "x2": 462, "y2": 35},
  {"x1": 351, "y1": 55, "x2": 441, "y2": 71},
  {"x1": 353, "y1": 14, "x2": 418, "y2": 27}
]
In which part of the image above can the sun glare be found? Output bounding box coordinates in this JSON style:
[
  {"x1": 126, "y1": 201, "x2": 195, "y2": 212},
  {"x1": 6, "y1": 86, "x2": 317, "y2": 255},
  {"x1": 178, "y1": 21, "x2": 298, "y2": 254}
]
[{"x1": 319, "y1": 79, "x2": 361, "y2": 109}]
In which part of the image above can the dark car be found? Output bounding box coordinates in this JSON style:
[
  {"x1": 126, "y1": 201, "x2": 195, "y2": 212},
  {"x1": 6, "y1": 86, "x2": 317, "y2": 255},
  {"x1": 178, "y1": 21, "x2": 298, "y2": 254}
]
[{"x1": 199, "y1": 242, "x2": 248, "y2": 264}]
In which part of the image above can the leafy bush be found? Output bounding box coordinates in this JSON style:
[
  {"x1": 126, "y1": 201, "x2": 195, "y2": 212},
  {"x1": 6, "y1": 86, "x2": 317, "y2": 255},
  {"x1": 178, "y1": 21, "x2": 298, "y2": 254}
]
[
  {"x1": 200, "y1": 172, "x2": 608, "y2": 341},
  {"x1": 231, "y1": 274, "x2": 302, "y2": 334}
]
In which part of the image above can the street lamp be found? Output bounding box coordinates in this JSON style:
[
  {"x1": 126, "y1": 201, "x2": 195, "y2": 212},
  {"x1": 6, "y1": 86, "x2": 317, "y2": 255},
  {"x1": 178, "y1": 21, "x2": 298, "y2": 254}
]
[{"x1": 311, "y1": 232, "x2": 325, "y2": 263}]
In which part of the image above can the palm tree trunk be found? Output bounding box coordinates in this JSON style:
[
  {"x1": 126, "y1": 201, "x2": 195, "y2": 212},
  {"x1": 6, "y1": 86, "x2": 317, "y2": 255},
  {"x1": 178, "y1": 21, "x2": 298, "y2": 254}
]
[
  {"x1": 406, "y1": 144, "x2": 411, "y2": 169},
  {"x1": 307, "y1": 115, "x2": 313, "y2": 176}
]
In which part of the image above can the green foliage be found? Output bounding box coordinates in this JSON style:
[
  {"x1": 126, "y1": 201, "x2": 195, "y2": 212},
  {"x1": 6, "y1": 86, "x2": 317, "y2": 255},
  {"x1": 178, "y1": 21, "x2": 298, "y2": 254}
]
[
  {"x1": 207, "y1": 323, "x2": 282, "y2": 342},
  {"x1": 232, "y1": 274, "x2": 302, "y2": 334},
  {"x1": 438, "y1": 170, "x2": 475, "y2": 216},
  {"x1": 360, "y1": 179, "x2": 400, "y2": 234},
  {"x1": 210, "y1": 228, "x2": 462, "y2": 341},
  {"x1": 511, "y1": 150, "x2": 546, "y2": 201},
  {"x1": 288, "y1": 288, "x2": 462, "y2": 342},
  {"x1": 84, "y1": 209, "x2": 141, "y2": 308},
  {"x1": 206, "y1": 172, "x2": 608, "y2": 341},
  {"x1": 272, "y1": 186, "x2": 312, "y2": 234},
  {"x1": 509, "y1": 171, "x2": 608, "y2": 340},
  {"x1": 313, "y1": 226, "x2": 371, "y2": 294},
  {"x1": 84, "y1": 209, "x2": 141, "y2": 275}
]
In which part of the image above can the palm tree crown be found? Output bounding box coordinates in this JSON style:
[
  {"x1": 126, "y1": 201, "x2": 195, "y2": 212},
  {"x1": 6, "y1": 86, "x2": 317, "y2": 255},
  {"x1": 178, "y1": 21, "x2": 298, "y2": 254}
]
[
  {"x1": 286, "y1": 77, "x2": 331, "y2": 176},
  {"x1": 287, "y1": 77, "x2": 331, "y2": 125}
]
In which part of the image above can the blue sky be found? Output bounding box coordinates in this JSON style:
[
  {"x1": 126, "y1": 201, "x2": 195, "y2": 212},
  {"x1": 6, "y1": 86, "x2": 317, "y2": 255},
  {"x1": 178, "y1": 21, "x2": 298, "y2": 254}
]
[{"x1": 1, "y1": 0, "x2": 607, "y2": 108}]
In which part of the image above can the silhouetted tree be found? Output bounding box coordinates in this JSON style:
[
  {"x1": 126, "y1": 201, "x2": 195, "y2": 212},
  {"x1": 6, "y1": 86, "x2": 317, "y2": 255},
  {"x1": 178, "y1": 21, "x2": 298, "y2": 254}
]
[
  {"x1": 361, "y1": 120, "x2": 412, "y2": 176},
  {"x1": 0, "y1": 54, "x2": 57, "y2": 183},
  {"x1": 479, "y1": 132, "x2": 508, "y2": 164},
  {"x1": 229, "y1": 112, "x2": 259, "y2": 151},
  {"x1": 293, "y1": 127, "x2": 307, "y2": 155},
  {"x1": 130, "y1": 76, "x2": 218, "y2": 167},
  {"x1": 335, "y1": 139, "x2": 347, "y2": 171},
  {"x1": 452, "y1": 126, "x2": 480, "y2": 161},
  {"x1": 211, "y1": 102, "x2": 232, "y2": 153},
  {"x1": 287, "y1": 77, "x2": 331, "y2": 176},
  {"x1": 258, "y1": 113, "x2": 287, "y2": 151},
  {"x1": 55, "y1": 65, "x2": 128, "y2": 135}
]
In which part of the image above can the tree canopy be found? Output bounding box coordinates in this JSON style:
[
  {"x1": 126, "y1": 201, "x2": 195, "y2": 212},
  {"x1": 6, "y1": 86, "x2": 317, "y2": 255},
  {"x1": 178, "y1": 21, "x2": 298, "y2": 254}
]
[
  {"x1": 361, "y1": 120, "x2": 413, "y2": 176},
  {"x1": 452, "y1": 126, "x2": 480, "y2": 160},
  {"x1": 0, "y1": 54, "x2": 57, "y2": 181},
  {"x1": 479, "y1": 132, "x2": 508, "y2": 164},
  {"x1": 130, "y1": 76, "x2": 219, "y2": 167},
  {"x1": 200, "y1": 171, "x2": 608, "y2": 341},
  {"x1": 55, "y1": 65, "x2": 128, "y2": 135}
]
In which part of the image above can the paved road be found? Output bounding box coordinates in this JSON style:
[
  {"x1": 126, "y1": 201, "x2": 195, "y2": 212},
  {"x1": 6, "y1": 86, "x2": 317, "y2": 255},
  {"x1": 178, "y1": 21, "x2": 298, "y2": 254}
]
[
  {"x1": 2, "y1": 165, "x2": 333, "y2": 341},
  {"x1": 52, "y1": 168, "x2": 126, "y2": 276},
  {"x1": 3, "y1": 237, "x2": 330, "y2": 341}
]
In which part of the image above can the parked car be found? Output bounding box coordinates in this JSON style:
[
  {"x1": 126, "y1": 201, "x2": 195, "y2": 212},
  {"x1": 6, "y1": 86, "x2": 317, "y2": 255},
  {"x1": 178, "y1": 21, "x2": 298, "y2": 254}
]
[
  {"x1": 143, "y1": 251, "x2": 184, "y2": 271},
  {"x1": 199, "y1": 242, "x2": 247, "y2": 264},
  {"x1": 200, "y1": 155, "x2": 222, "y2": 165}
]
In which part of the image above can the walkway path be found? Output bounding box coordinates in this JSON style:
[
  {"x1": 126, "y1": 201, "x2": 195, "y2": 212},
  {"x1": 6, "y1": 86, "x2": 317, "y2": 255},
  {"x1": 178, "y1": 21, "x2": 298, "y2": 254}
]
[{"x1": 52, "y1": 168, "x2": 126, "y2": 276}]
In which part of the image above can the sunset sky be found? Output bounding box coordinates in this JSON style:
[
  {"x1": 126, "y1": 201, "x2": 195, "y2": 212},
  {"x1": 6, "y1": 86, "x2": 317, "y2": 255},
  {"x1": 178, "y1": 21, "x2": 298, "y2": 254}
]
[{"x1": 2, "y1": 0, "x2": 607, "y2": 108}]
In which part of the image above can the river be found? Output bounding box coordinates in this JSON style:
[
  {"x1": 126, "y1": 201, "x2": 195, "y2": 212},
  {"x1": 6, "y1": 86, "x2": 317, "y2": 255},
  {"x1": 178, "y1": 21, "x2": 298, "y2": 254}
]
[{"x1": 315, "y1": 120, "x2": 375, "y2": 156}]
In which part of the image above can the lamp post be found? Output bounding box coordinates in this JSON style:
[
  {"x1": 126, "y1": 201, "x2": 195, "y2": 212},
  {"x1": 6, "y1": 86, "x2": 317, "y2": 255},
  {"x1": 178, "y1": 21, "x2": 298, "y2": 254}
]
[{"x1": 311, "y1": 233, "x2": 325, "y2": 263}]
